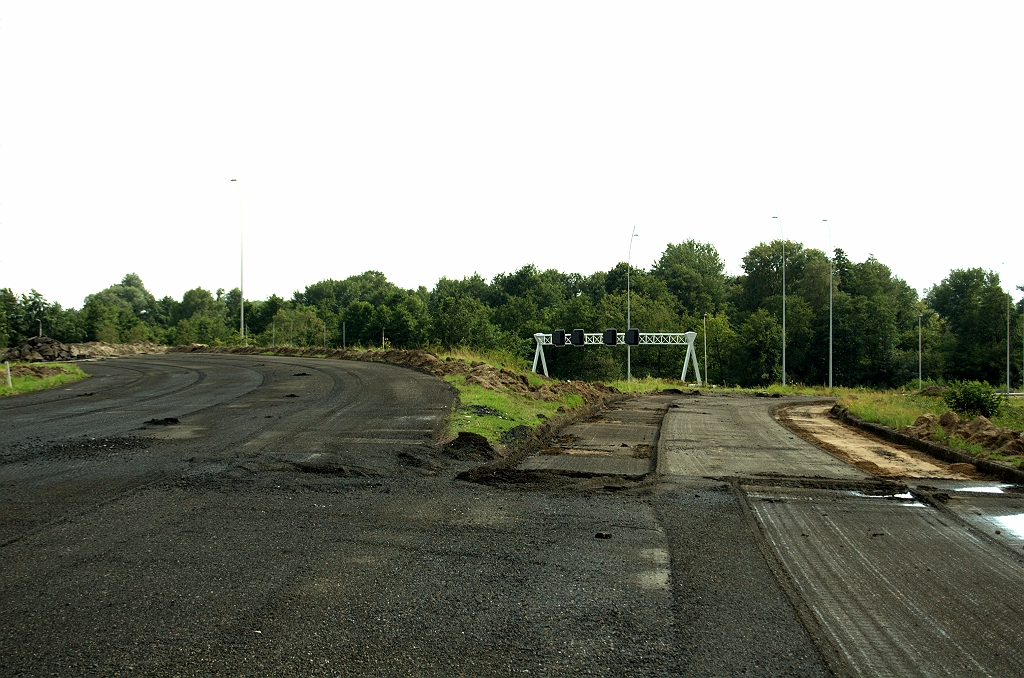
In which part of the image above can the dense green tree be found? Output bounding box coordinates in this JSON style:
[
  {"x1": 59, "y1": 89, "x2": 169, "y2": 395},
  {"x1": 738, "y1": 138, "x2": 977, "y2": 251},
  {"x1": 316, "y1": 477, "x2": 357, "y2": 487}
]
[
  {"x1": 651, "y1": 240, "x2": 727, "y2": 315},
  {"x1": 428, "y1": 295, "x2": 497, "y2": 348},
  {"x1": 927, "y1": 268, "x2": 1020, "y2": 385},
  {"x1": 738, "y1": 309, "x2": 782, "y2": 386},
  {"x1": 0, "y1": 288, "x2": 18, "y2": 346},
  {"x1": 84, "y1": 273, "x2": 157, "y2": 323},
  {"x1": 702, "y1": 312, "x2": 739, "y2": 386}
]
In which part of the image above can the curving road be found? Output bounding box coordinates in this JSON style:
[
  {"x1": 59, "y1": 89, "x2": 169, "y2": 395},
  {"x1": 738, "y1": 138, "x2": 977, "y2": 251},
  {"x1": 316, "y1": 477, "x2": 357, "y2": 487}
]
[{"x1": 0, "y1": 354, "x2": 453, "y2": 549}]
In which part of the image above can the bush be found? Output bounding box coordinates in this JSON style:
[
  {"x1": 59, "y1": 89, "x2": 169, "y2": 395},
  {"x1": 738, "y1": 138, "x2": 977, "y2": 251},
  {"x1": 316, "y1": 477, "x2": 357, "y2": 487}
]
[{"x1": 942, "y1": 380, "x2": 1005, "y2": 418}]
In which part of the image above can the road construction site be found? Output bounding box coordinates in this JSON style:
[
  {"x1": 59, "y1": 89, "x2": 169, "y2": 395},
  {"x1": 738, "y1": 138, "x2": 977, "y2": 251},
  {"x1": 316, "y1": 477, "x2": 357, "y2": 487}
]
[{"x1": 1, "y1": 353, "x2": 1022, "y2": 677}]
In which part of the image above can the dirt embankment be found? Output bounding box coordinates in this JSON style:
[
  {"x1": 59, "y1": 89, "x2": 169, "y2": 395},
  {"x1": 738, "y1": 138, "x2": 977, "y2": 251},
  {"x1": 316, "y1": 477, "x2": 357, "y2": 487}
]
[
  {"x1": 171, "y1": 344, "x2": 618, "y2": 404},
  {"x1": 1, "y1": 337, "x2": 168, "y2": 362},
  {"x1": 7, "y1": 364, "x2": 74, "y2": 379},
  {"x1": 826, "y1": 403, "x2": 1024, "y2": 483},
  {"x1": 778, "y1": 404, "x2": 978, "y2": 479},
  {"x1": 901, "y1": 411, "x2": 1024, "y2": 460}
]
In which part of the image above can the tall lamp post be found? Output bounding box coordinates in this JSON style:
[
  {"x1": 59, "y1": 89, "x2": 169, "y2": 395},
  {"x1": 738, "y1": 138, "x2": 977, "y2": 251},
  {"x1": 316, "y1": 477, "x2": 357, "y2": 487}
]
[
  {"x1": 230, "y1": 179, "x2": 245, "y2": 346},
  {"x1": 824, "y1": 219, "x2": 832, "y2": 389},
  {"x1": 627, "y1": 226, "x2": 638, "y2": 382},
  {"x1": 773, "y1": 215, "x2": 785, "y2": 385}
]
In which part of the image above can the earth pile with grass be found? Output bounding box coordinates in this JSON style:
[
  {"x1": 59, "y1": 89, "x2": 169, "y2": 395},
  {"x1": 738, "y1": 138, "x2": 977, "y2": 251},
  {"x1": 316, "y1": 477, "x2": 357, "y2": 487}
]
[
  {"x1": 839, "y1": 387, "x2": 1024, "y2": 469},
  {"x1": 901, "y1": 411, "x2": 1024, "y2": 466}
]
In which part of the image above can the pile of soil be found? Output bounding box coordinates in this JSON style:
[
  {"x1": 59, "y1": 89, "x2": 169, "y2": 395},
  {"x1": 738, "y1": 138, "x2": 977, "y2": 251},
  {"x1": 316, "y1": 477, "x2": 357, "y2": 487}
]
[
  {"x1": 9, "y1": 364, "x2": 71, "y2": 379},
  {"x1": 455, "y1": 360, "x2": 618, "y2": 403},
  {"x1": 902, "y1": 411, "x2": 1024, "y2": 458},
  {"x1": 2, "y1": 338, "x2": 168, "y2": 363},
  {"x1": 2, "y1": 336, "x2": 80, "y2": 362},
  {"x1": 442, "y1": 431, "x2": 499, "y2": 460},
  {"x1": 70, "y1": 341, "x2": 167, "y2": 358}
]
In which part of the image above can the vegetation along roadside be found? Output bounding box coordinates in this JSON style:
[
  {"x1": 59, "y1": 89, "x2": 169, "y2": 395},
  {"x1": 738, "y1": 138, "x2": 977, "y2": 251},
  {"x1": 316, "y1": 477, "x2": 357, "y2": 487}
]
[
  {"x1": 840, "y1": 383, "x2": 1024, "y2": 468},
  {"x1": 0, "y1": 362, "x2": 89, "y2": 397}
]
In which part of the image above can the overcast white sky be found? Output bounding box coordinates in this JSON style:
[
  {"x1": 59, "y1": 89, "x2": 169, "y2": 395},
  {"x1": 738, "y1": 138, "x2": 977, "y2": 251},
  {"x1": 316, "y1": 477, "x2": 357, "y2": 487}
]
[{"x1": 2, "y1": 0, "x2": 1022, "y2": 309}]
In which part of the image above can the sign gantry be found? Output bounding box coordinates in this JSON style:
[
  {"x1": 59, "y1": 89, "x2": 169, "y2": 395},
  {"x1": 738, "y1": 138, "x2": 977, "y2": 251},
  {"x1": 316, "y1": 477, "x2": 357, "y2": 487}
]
[{"x1": 531, "y1": 330, "x2": 702, "y2": 384}]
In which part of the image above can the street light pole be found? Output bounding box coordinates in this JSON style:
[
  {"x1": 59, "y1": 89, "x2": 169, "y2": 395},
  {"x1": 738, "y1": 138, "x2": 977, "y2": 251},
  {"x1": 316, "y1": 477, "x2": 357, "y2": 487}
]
[
  {"x1": 627, "y1": 226, "x2": 638, "y2": 382},
  {"x1": 230, "y1": 179, "x2": 245, "y2": 346},
  {"x1": 824, "y1": 219, "x2": 832, "y2": 389},
  {"x1": 773, "y1": 216, "x2": 785, "y2": 385}
]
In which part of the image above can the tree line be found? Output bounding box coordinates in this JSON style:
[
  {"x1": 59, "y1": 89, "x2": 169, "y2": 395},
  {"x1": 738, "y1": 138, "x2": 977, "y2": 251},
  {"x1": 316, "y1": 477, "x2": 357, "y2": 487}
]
[{"x1": 3, "y1": 241, "x2": 1021, "y2": 388}]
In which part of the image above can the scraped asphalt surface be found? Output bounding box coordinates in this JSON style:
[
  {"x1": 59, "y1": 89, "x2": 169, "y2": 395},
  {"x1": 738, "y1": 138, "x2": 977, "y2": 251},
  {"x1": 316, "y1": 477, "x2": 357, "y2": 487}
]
[{"x1": 2, "y1": 354, "x2": 1023, "y2": 677}]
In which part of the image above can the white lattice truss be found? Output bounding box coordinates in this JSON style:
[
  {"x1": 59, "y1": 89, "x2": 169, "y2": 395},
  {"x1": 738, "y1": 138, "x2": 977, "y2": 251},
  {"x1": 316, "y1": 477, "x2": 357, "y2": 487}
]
[{"x1": 531, "y1": 331, "x2": 702, "y2": 384}]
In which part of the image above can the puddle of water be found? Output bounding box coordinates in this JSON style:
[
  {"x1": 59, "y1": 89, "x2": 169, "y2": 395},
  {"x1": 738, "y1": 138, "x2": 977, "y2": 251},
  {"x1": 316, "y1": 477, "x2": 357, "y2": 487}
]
[
  {"x1": 996, "y1": 514, "x2": 1024, "y2": 539},
  {"x1": 957, "y1": 485, "x2": 1011, "y2": 494},
  {"x1": 850, "y1": 490, "x2": 927, "y2": 508}
]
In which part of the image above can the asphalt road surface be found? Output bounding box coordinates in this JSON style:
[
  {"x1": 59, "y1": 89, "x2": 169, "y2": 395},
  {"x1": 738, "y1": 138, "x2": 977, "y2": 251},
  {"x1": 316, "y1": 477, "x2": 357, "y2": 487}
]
[{"x1": 2, "y1": 355, "x2": 1022, "y2": 677}]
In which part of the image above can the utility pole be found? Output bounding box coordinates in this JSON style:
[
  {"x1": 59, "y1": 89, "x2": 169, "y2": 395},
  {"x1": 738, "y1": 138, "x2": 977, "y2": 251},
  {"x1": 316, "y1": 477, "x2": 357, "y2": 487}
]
[
  {"x1": 919, "y1": 314, "x2": 923, "y2": 392},
  {"x1": 773, "y1": 216, "x2": 785, "y2": 385},
  {"x1": 627, "y1": 226, "x2": 638, "y2": 382},
  {"x1": 231, "y1": 179, "x2": 245, "y2": 346},
  {"x1": 825, "y1": 219, "x2": 832, "y2": 389}
]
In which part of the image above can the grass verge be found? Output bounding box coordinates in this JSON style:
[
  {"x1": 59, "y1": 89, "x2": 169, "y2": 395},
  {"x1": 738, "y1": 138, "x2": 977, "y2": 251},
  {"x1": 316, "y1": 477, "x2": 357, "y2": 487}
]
[
  {"x1": 444, "y1": 374, "x2": 584, "y2": 444},
  {"x1": 0, "y1": 362, "x2": 89, "y2": 397},
  {"x1": 840, "y1": 391, "x2": 1024, "y2": 434}
]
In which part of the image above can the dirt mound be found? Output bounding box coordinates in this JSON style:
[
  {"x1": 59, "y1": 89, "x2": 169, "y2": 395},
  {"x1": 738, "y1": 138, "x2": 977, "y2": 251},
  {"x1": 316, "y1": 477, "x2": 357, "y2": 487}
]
[
  {"x1": 455, "y1": 361, "x2": 618, "y2": 403},
  {"x1": 902, "y1": 411, "x2": 1024, "y2": 457},
  {"x1": 70, "y1": 341, "x2": 167, "y2": 358},
  {"x1": 9, "y1": 364, "x2": 70, "y2": 378},
  {"x1": 442, "y1": 432, "x2": 499, "y2": 460},
  {"x1": 2, "y1": 336, "x2": 80, "y2": 362},
  {"x1": 2, "y1": 338, "x2": 170, "y2": 363}
]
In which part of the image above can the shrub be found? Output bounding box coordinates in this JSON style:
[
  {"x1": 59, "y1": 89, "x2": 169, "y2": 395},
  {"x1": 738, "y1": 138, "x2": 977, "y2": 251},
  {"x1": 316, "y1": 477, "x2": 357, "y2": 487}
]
[{"x1": 942, "y1": 380, "x2": 1005, "y2": 418}]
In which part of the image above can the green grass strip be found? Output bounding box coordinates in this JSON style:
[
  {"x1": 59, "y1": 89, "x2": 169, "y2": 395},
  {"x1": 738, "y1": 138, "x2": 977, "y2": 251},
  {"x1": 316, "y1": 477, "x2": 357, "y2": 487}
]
[
  {"x1": 0, "y1": 362, "x2": 90, "y2": 397},
  {"x1": 444, "y1": 375, "x2": 583, "y2": 444}
]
